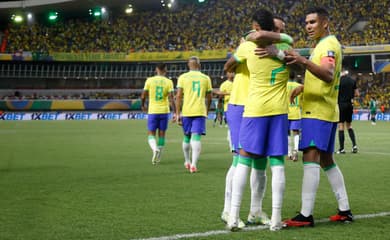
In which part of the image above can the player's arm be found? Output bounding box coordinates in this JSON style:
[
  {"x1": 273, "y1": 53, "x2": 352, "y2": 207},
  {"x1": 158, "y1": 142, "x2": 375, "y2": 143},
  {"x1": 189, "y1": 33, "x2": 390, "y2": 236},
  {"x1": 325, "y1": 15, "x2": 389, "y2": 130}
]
[
  {"x1": 284, "y1": 50, "x2": 335, "y2": 83},
  {"x1": 290, "y1": 85, "x2": 304, "y2": 105},
  {"x1": 246, "y1": 31, "x2": 293, "y2": 45},
  {"x1": 140, "y1": 90, "x2": 148, "y2": 112},
  {"x1": 206, "y1": 91, "x2": 212, "y2": 115},
  {"x1": 224, "y1": 56, "x2": 238, "y2": 73},
  {"x1": 213, "y1": 89, "x2": 230, "y2": 96},
  {"x1": 168, "y1": 91, "x2": 176, "y2": 115},
  {"x1": 174, "y1": 88, "x2": 183, "y2": 123}
]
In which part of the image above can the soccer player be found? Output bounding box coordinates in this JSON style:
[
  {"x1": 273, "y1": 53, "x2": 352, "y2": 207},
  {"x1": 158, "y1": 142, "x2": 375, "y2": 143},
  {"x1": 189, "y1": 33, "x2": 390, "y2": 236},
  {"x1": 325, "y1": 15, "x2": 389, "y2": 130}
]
[
  {"x1": 283, "y1": 7, "x2": 354, "y2": 227},
  {"x1": 225, "y1": 9, "x2": 293, "y2": 231},
  {"x1": 218, "y1": 71, "x2": 234, "y2": 127},
  {"x1": 287, "y1": 71, "x2": 302, "y2": 161},
  {"x1": 141, "y1": 63, "x2": 175, "y2": 165},
  {"x1": 337, "y1": 67, "x2": 359, "y2": 154},
  {"x1": 221, "y1": 16, "x2": 293, "y2": 229},
  {"x1": 221, "y1": 41, "x2": 253, "y2": 229},
  {"x1": 213, "y1": 99, "x2": 224, "y2": 127},
  {"x1": 174, "y1": 56, "x2": 212, "y2": 173},
  {"x1": 369, "y1": 97, "x2": 377, "y2": 125}
]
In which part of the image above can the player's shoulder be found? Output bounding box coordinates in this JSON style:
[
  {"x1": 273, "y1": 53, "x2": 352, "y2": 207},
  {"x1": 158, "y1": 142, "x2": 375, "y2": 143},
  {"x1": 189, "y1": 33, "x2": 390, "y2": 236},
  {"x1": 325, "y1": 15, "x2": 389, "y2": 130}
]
[
  {"x1": 319, "y1": 35, "x2": 341, "y2": 49},
  {"x1": 238, "y1": 41, "x2": 256, "y2": 49}
]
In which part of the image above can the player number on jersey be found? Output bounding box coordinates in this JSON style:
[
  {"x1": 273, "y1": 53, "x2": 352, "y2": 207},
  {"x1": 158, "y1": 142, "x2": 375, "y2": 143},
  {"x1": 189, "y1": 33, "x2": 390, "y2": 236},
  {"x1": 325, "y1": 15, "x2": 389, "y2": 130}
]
[
  {"x1": 192, "y1": 81, "x2": 201, "y2": 97},
  {"x1": 155, "y1": 86, "x2": 164, "y2": 101},
  {"x1": 270, "y1": 64, "x2": 286, "y2": 85}
]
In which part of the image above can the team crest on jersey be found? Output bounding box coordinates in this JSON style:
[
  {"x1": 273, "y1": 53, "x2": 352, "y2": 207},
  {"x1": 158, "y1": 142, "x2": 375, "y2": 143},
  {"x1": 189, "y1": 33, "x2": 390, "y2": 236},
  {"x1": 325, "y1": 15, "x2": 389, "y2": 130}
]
[{"x1": 327, "y1": 51, "x2": 335, "y2": 58}]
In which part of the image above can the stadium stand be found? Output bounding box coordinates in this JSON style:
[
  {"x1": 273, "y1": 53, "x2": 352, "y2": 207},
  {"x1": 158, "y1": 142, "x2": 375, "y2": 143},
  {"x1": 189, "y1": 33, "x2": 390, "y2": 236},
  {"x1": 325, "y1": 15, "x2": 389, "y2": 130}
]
[
  {"x1": 0, "y1": 0, "x2": 389, "y2": 111},
  {"x1": 4, "y1": 0, "x2": 390, "y2": 53}
]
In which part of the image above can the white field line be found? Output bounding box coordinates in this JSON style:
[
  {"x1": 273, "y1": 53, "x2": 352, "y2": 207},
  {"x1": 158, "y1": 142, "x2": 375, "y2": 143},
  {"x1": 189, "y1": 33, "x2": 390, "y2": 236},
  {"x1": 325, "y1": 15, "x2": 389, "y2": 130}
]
[{"x1": 130, "y1": 212, "x2": 390, "y2": 240}]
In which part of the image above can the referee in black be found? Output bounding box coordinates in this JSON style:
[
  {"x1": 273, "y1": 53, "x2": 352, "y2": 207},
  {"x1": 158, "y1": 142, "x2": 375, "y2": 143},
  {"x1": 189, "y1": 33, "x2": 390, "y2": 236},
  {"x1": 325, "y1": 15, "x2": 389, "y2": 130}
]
[{"x1": 337, "y1": 67, "x2": 359, "y2": 154}]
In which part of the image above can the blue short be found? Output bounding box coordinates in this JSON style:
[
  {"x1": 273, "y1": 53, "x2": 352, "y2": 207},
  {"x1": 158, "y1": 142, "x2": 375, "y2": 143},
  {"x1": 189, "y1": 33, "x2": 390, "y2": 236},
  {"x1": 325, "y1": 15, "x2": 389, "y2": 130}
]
[
  {"x1": 182, "y1": 116, "x2": 206, "y2": 135},
  {"x1": 289, "y1": 119, "x2": 301, "y2": 131},
  {"x1": 239, "y1": 114, "x2": 288, "y2": 156},
  {"x1": 147, "y1": 113, "x2": 169, "y2": 131},
  {"x1": 299, "y1": 118, "x2": 337, "y2": 153},
  {"x1": 226, "y1": 104, "x2": 244, "y2": 152}
]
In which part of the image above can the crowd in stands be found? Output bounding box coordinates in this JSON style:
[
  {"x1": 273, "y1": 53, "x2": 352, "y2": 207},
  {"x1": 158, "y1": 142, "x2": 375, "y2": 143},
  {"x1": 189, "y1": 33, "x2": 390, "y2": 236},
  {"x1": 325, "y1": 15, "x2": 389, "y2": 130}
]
[
  {"x1": 2, "y1": 0, "x2": 390, "y2": 112},
  {"x1": 355, "y1": 73, "x2": 390, "y2": 112},
  {"x1": 4, "y1": 0, "x2": 390, "y2": 53}
]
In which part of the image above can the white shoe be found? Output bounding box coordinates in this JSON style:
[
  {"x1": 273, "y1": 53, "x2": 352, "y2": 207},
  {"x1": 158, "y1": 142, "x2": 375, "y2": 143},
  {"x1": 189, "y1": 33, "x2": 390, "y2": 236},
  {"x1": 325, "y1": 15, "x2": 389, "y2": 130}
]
[
  {"x1": 152, "y1": 149, "x2": 160, "y2": 165},
  {"x1": 156, "y1": 148, "x2": 162, "y2": 163},
  {"x1": 269, "y1": 221, "x2": 285, "y2": 231},
  {"x1": 226, "y1": 215, "x2": 245, "y2": 231},
  {"x1": 222, "y1": 212, "x2": 245, "y2": 228},
  {"x1": 247, "y1": 212, "x2": 271, "y2": 225},
  {"x1": 221, "y1": 212, "x2": 229, "y2": 223},
  {"x1": 291, "y1": 150, "x2": 298, "y2": 161}
]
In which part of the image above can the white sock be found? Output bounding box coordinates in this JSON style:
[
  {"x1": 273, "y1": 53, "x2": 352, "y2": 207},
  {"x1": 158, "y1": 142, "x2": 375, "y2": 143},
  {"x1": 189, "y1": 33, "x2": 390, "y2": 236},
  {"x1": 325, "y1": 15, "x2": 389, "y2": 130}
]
[
  {"x1": 148, "y1": 136, "x2": 157, "y2": 152},
  {"x1": 294, "y1": 134, "x2": 300, "y2": 151},
  {"x1": 325, "y1": 165, "x2": 350, "y2": 211},
  {"x1": 288, "y1": 135, "x2": 292, "y2": 156},
  {"x1": 271, "y1": 165, "x2": 285, "y2": 224},
  {"x1": 227, "y1": 129, "x2": 232, "y2": 151},
  {"x1": 190, "y1": 139, "x2": 201, "y2": 168},
  {"x1": 230, "y1": 163, "x2": 250, "y2": 221},
  {"x1": 223, "y1": 164, "x2": 235, "y2": 214},
  {"x1": 182, "y1": 141, "x2": 191, "y2": 164},
  {"x1": 301, "y1": 164, "x2": 320, "y2": 217},
  {"x1": 249, "y1": 169, "x2": 266, "y2": 216}
]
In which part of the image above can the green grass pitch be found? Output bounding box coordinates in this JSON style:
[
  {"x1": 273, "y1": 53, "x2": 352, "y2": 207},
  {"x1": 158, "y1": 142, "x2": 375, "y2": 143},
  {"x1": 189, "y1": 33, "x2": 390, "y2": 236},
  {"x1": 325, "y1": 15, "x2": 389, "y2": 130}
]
[{"x1": 0, "y1": 120, "x2": 389, "y2": 240}]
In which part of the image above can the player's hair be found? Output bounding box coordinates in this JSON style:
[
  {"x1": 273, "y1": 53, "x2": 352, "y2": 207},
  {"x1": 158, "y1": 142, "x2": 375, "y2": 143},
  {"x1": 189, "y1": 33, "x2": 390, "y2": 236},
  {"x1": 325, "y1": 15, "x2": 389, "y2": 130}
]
[
  {"x1": 274, "y1": 15, "x2": 285, "y2": 23},
  {"x1": 252, "y1": 9, "x2": 275, "y2": 31},
  {"x1": 189, "y1": 56, "x2": 200, "y2": 65},
  {"x1": 305, "y1": 6, "x2": 329, "y2": 20},
  {"x1": 289, "y1": 71, "x2": 296, "y2": 79},
  {"x1": 156, "y1": 63, "x2": 166, "y2": 71}
]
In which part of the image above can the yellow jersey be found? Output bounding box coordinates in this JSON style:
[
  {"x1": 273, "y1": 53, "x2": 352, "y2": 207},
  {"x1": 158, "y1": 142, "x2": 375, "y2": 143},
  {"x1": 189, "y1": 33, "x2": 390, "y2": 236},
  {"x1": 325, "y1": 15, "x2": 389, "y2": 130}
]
[
  {"x1": 229, "y1": 59, "x2": 250, "y2": 106},
  {"x1": 234, "y1": 41, "x2": 290, "y2": 117},
  {"x1": 302, "y1": 35, "x2": 341, "y2": 122},
  {"x1": 143, "y1": 75, "x2": 174, "y2": 114},
  {"x1": 177, "y1": 70, "x2": 212, "y2": 117},
  {"x1": 287, "y1": 81, "x2": 302, "y2": 120},
  {"x1": 219, "y1": 80, "x2": 233, "y2": 111}
]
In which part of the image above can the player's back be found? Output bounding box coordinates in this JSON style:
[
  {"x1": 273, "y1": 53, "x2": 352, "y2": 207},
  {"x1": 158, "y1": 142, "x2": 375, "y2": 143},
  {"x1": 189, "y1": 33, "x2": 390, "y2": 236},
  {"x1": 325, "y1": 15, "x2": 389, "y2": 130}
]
[
  {"x1": 177, "y1": 70, "x2": 212, "y2": 117},
  {"x1": 145, "y1": 75, "x2": 173, "y2": 114},
  {"x1": 244, "y1": 42, "x2": 290, "y2": 117}
]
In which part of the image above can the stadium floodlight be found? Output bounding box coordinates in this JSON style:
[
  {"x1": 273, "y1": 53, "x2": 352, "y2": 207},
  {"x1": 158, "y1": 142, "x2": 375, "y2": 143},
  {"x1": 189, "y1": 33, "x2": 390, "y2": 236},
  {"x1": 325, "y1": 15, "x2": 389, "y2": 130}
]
[
  {"x1": 13, "y1": 14, "x2": 23, "y2": 23},
  {"x1": 48, "y1": 12, "x2": 58, "y2": 21},
  {"x1": 27, "y1": 13, "x2": 32, "y2": 20},
  {"x1": 198, "y1": 0, "x2": 205, "y2": 2},
  {"x1": 125, "y1": 8, "x2": 133, "y2": 14},
  {"x1": 167, "y1": 3, "x2": 172, "y2": 8}
]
